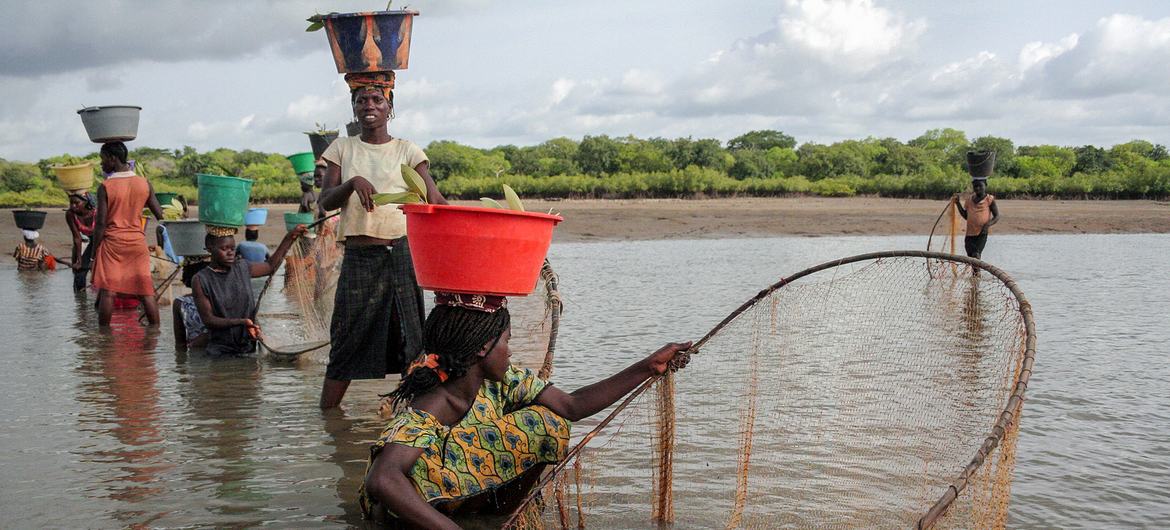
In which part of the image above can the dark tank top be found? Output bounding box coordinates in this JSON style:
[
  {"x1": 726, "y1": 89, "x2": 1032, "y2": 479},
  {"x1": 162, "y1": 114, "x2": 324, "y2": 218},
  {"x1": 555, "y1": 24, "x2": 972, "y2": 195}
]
[{"x1": 194, "y1": 260, "x2": 256, "y2": 355}]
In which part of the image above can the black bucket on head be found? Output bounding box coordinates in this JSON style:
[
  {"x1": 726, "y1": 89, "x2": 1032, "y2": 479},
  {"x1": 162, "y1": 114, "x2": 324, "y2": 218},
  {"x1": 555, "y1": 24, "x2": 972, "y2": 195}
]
[
  {"x1": 13, "y1": 209, "x2": 47, "y2": 231},
  {"x1": 307, "y1": 131, "x2": 339, "y2": 159},
  {"x1": 967, "y1": 150, "x2": 996, "y2": 178}
]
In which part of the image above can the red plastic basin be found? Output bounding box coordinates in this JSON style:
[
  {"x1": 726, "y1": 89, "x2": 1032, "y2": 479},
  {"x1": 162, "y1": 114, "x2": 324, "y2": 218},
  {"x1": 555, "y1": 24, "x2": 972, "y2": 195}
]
[{"x1": 402, "y1": 203, "x2": 562, "y2": 296}]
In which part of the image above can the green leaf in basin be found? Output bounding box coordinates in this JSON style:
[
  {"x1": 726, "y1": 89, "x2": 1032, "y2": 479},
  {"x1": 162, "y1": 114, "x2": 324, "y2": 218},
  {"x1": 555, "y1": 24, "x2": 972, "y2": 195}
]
[
  {"x1": 480, "y1": 198, "x2": 505, "y2": 209},
  {"x1": 372, "y1": 190, "x2": 423, "y2": 205},
  {"x1": 401, "y1": 164, "x2": 428, "y2": 199},
  {"x1": 503, "y1": 184, "x2": 525, "y2": 212}
]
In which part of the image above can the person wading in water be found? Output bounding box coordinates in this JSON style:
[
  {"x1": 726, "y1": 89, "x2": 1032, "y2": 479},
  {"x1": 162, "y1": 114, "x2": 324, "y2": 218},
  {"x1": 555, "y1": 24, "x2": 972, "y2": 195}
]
[
  {"x1": 317, "y1": 71, "x2": 447, "y2": 409},
  {"x1": 66, "y1": 191, "x2": 97, "y2": 291},
  {"x1": 85, "y1": 142, "x2": 166, "y2": 326},
  {"x1": 957, "y1": 150, "x2": 1000, "y2": 260}
]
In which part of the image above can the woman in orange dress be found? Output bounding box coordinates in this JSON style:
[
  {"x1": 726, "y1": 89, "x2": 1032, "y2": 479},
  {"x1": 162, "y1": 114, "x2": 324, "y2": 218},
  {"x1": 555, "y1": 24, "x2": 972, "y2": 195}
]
[{"x1": 86, "y1": 142, "x2": 166, "y2": 326}]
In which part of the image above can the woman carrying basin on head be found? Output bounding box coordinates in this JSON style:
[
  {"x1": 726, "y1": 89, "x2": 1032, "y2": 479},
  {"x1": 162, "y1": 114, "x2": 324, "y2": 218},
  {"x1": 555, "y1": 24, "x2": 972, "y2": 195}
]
[{"x1": 85, "y1": 141, "x2": 165, "y2": 326}]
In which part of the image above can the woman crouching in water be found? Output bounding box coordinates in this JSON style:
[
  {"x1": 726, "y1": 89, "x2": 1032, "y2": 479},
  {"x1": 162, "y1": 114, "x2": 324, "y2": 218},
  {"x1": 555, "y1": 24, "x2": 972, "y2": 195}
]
[{"x1": 360, "y1": 293, "x2": 691, "y2": 528}]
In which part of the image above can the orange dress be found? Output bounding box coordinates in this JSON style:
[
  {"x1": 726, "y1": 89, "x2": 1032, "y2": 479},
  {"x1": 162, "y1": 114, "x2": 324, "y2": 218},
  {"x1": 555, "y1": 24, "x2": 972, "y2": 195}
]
[{"x1": 93, "y1": 172, "x2": 154, "y2": 296}]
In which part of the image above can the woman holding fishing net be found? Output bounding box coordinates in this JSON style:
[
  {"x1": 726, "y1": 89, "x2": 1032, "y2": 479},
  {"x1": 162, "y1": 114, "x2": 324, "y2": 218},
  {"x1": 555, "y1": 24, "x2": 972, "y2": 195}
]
[
  {"x1": 316, "y1": 71, "x2": 447, "y2": 409},
  {"x1": 359, "y1": 292, "x2": 692, "y2": 529}
]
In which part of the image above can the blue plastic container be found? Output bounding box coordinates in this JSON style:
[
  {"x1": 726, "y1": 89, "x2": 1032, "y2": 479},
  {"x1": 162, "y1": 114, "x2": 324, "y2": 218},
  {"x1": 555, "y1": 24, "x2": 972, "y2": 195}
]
[{"x1": 245, "y1": 208, "x2": 268, "y2": 226}]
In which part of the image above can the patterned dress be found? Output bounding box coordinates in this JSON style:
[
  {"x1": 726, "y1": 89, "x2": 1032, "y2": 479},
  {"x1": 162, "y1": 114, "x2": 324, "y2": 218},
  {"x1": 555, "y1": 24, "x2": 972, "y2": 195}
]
[{"x1": 360, "y1": 365, "x2": 571, "y2": 517}]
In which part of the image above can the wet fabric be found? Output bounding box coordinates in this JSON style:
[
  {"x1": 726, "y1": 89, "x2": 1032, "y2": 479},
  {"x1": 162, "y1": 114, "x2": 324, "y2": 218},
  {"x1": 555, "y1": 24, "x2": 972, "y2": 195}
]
[
  {"x1": 193, "y1": 259, "x2": 256, "y2": 356},
  {"x1": 73, "y1": 242, "x2": 93, "y2": 291},
  {"x1": 326, "y1": 240, "x2": 424, "y2": 380},
  {"x1": 175, "y1": 294, "x2": 207, "y2": 341},
  {"x1": 963, "y1": 193, "x2": 996, "y2": 235},
  {"x1": 964, "y1": 233, "x2": 988, "y2": 258},
  {"x1": 359, "y1": 365, "x2": 570, "y2": 515},
  {"x1": 13, "y1": 243, "x2": 47, "y2": 271},
  {"x1": 92, "y1": 173, "x2": 153, "y2": 296}
]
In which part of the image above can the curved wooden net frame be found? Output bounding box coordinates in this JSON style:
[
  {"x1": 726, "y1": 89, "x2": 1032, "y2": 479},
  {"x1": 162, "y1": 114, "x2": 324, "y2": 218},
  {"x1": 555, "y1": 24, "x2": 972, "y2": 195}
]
[{"x1": 506, "y1": 250, "x2": 1035, "y2": 529}]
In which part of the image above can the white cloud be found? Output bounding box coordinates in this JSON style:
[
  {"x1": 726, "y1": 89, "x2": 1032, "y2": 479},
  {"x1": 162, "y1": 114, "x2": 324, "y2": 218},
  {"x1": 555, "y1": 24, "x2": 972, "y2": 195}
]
[{"x1": 778, "y1": 0, "x2": 926, "y2": 73}]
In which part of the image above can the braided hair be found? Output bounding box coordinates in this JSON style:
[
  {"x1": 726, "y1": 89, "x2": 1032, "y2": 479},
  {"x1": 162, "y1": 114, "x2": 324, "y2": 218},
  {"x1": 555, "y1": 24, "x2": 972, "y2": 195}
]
[
  {"x1": 100, "y1": 141, "x2": 129, "y2": 164},
  {"x1": 387, "y1": 305, "x2": 511, "y2": 409}
]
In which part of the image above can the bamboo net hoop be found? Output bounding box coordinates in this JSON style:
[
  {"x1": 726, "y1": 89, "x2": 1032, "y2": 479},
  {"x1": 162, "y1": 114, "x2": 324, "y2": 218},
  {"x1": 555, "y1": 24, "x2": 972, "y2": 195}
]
[{"x1": 505, "y1": 250, "x2": 1035, "y2": 529}]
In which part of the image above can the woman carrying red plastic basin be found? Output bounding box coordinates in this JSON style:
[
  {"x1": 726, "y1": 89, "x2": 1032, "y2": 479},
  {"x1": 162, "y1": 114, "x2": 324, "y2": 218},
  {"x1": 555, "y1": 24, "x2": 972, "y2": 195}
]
[{"x1": 317, "y1": 70, "x2": 447, "y2": 409}]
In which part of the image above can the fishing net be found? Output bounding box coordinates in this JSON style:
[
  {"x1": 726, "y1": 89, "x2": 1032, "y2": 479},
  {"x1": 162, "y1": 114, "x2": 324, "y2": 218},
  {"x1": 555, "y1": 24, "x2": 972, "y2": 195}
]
[
  {"x1": 255, "y1": 214, "x2": 564, "y2": 375},
  {"x1": 506, "y1": 250, "x2": 1035, "y2": 529},
  {"x1": 927, "y1": 197, "x2": 964, "y2": 280},
  {"x1": 254, "y1": 217, "x2": 343, "y2": 362}
]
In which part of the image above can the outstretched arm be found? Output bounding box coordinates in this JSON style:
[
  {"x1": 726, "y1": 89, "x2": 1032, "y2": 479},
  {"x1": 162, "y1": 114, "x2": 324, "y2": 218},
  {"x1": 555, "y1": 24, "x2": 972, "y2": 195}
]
[
  {"x1": 249, "y1": 225, "x2": 306, "y2": 277},
  {"x1": 364, "y1": 444, "x2": 461, "y2": 530},
  {"x1": 537, "y1": 341, "x2": 692, "y2": 422}
]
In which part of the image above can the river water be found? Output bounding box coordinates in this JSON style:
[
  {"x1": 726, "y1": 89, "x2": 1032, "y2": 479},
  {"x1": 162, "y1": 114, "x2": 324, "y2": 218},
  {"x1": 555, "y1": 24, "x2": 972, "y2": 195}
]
[{"x1": 1, "y1": 234, "x2": 1167, "y2": 528}]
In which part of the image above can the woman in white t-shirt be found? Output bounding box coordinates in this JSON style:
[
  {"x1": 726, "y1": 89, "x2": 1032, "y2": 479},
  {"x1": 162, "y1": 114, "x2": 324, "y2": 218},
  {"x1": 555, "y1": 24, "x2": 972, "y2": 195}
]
[{"x1": 318, "y1": 71, "x2": 448, "y2": 409}]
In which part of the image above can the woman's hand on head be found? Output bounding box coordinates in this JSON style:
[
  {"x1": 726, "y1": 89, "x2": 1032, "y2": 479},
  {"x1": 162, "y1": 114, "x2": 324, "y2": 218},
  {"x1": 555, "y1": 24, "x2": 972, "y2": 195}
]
[
  {"x1": 350, "y1": 176, "x2": 376, "y2": 212},
  {"x1": 643, "y1": 341, "x2": 693, "y2": 376}
]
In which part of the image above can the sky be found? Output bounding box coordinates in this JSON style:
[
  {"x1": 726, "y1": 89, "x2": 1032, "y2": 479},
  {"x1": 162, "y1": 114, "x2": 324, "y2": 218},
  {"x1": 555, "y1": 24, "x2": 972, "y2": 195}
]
[{"x1": 2, "y1": 0, "x2": 1169, "y2": 162}]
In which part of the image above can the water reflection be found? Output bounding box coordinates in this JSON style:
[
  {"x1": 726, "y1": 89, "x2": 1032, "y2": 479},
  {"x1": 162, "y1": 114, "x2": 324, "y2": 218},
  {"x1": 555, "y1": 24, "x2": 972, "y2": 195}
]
[
  {"x1": 173, "y1": 353, "x2": 267, "y2": 523},
  {"x1": 72, "y1": 312, "x2": 169, "y2": 524}
]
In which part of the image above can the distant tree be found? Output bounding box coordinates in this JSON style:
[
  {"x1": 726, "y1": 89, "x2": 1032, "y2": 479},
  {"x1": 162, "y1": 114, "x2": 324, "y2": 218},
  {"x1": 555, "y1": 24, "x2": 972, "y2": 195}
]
[
  {"x1": 576, "y1": 135, "x2": 621, "y2": 176},
  {"x1": 1072, "y1": 145, "x2": 1112, "y2": 174},
  {"x1": 0, "y1": 160, "x2": 42, "y2": 193},
  {"x1": 727, "y1": 130, "x2": 797, "y2": 151},
  {"x1": 1017, "y1": 145, "x2": 1076, "y2": 177},
  {"x1": 617, "y1": 136, "x2": 672, "y2": 173},
  {"x1": 909, "y1": 128, "x2": 969, "y2": 167},
  {"x1": 426, "y1": 140, "x2": 511, "y2": 180},
  {"x1": 1152, "y1": 144, "x2": 1169, "y2": 161},
  {"x1": 876, "y1": 140, "x2": 932, "y2": 176},
  {"x1": 667, "y1": 137, "x2": 731, "y2": 171}
]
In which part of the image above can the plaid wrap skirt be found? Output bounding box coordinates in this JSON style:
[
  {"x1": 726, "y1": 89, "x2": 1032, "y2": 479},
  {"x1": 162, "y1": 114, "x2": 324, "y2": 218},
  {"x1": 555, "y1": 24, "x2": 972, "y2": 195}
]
[{"x1": 326, "y1": 239, "x2": 425, "y2": 380}]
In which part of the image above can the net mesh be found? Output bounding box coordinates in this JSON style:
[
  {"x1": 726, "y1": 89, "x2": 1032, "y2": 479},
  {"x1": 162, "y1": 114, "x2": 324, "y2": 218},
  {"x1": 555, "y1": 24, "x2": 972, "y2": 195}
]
[
  {"x1": 506, "y1": 251, "x2": 1034, "y2": 529},
  {"x1": 256, "y1": 216, "x2": 564, "y2": 375}
]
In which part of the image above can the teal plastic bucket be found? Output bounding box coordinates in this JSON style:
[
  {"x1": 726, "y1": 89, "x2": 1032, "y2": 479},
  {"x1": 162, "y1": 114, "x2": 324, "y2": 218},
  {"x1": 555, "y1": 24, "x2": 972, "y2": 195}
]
[
  {"x1": 287, "y1": 152, "x2": 316, "y2": 174},
  {"x1": 197, "y1": 174, "x2": 253, "y2": 227},
  {"x1": 284, "y1": 212, "x2": 313, "y2": 232},
  {"x1": 155, "y1": 192, "x2": 178, "y2": 207}
]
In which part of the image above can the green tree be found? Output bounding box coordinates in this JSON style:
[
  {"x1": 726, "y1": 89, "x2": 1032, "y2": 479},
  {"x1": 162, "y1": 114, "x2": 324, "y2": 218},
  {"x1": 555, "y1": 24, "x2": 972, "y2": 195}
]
[
  {"x1": 576, "y1": 135, "x2": 621, "y2": 176},
  {"x1": 727, "y1": 130, "x2": 796, "y2": 151},
  {"x1": 1073, "y1": 145, "x2": 1112, "y2": 174},
  {"x1": 617, "y1": 136, "x2": 672, "y2": 173},
  {"x1": 1017, "y1": 145, "x2": 1076, "y2": 177},
  {"x1": 426, "y1": 140, "x2": 511, "y2": 180},
  {"x1": 1, "y1": 160, "x2": 42, "y2": 193}
]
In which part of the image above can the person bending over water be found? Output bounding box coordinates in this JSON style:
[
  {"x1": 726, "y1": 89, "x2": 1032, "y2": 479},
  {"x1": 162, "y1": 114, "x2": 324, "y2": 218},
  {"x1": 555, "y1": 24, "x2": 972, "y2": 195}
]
[
  {"x1": 192, "y1": 225, "x2": 306, "y2": 356},
  {"x1": 360, "y1": 293, "x2": 691, "y2": 529},
  {"x1": 66, "y1": 191, "x2": 97, "y2": 290},
  {"x1": 173, "y1": 257, "x2": 210, "y2": 350}
]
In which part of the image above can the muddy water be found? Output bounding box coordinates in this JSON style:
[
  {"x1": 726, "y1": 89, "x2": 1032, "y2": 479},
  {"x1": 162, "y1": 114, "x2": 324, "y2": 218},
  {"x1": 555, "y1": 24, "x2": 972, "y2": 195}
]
[{"x1": 1, "y1": 234, "x2": 1167, "y2": 527}]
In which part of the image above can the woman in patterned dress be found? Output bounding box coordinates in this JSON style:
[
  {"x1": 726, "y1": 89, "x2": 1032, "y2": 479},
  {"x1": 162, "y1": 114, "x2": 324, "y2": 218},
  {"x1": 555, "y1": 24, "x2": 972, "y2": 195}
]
[{"x1": 360, "y1": 292, "x2": 691, "y2": 529}]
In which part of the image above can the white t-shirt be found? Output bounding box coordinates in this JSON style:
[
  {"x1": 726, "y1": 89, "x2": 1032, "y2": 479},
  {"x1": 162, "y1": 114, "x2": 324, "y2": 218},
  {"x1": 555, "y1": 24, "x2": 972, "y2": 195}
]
[{"x1": 322, "y1": 137, "x2": 428, "y2": 241}]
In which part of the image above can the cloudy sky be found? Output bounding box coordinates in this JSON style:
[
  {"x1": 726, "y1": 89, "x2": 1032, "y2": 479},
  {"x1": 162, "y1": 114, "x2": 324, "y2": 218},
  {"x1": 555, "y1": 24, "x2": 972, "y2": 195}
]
[{"x1": 2, "y1": 0, "x2": 1168, "y2": 161}]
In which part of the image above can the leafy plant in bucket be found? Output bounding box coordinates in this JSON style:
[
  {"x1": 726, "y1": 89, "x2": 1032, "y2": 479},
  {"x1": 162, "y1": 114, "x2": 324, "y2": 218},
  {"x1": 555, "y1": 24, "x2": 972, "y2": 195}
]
[
  {"x1": 480, "y1": 184, "x2": 525, "y2": 212},
  {"x1": 372, "y1": 164, "x2": 430, "y2": 206},
  {"x1": 307, "y1": 3, "x2": 395, "y2": 31}
]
